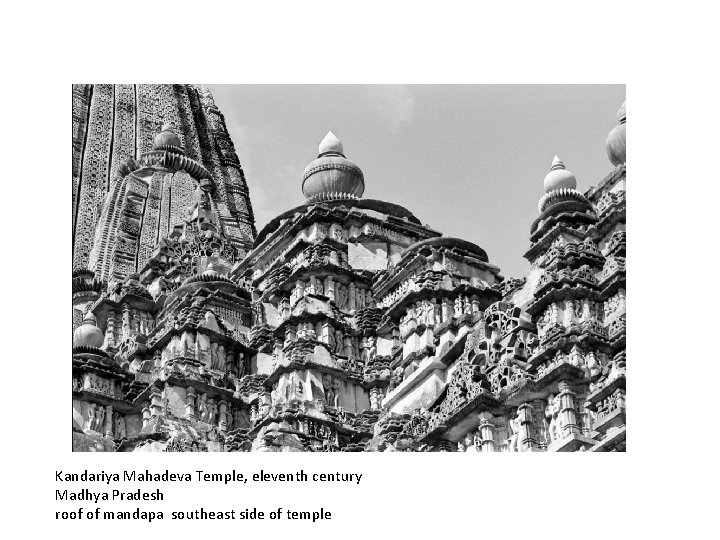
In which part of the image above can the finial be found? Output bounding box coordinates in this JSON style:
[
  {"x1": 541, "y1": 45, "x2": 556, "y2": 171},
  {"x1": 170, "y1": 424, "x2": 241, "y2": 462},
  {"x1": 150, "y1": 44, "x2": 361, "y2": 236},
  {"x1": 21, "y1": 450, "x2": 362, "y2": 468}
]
[
  {"x1": 302, "y1": 130, "x2": 364, "y2": 201},
  {"x1": 543, "y1": 154, "x2": 576, "y2": 193},
  {"x1": 617, "y1": 100, "x2": 626, "y2": 124},
  {"x1": 152, "y1": 122, "x2": 183, "y2": 153},
  {"x1": 73, "y1": 311, "x2": 104, "y2": 349},
  {"x1": 606, "y1": 100, "x2": 626, "y2": 166},
  {"x1": 83, "y1": 312, "x2": 97, "y2": 326},
  {"x1": 319, "y1": 131, "x2": 344, "y2": 156}
]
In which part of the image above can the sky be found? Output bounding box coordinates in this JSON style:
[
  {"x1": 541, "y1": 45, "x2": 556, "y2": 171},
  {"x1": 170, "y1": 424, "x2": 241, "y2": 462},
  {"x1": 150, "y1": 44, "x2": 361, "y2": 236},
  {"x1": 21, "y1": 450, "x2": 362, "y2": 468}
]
[{"x1": 208, "y1": 85, "x2": 625, "y2": 279}]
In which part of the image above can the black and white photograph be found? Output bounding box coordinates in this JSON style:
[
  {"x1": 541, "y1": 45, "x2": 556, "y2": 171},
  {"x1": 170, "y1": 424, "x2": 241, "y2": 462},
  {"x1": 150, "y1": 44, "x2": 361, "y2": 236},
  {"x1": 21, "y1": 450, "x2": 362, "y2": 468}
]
[
  {"x1": 72, "y1": 84, "x2": 626, "y2": 452},
  {"x1": 6, "y1": 1, "x2": 719, "y2": 538}
]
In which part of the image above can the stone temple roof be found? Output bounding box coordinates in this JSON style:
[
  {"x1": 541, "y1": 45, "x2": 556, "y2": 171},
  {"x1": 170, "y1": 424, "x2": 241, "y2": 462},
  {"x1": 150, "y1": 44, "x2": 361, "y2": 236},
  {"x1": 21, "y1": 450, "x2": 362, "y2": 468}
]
[
  {"x1": 401, "y1": 237, "x2": 490, "y2": 263},
  {"x1": 254, "y1": 198, "x2": 423, "y2": 247}
]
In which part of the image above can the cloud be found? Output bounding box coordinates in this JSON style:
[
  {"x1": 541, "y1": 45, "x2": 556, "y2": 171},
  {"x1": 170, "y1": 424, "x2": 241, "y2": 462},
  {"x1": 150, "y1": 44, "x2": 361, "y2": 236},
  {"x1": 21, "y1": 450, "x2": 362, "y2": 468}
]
[{"x1": 365, "y1": 85, "x2": 415, "y2": 131}]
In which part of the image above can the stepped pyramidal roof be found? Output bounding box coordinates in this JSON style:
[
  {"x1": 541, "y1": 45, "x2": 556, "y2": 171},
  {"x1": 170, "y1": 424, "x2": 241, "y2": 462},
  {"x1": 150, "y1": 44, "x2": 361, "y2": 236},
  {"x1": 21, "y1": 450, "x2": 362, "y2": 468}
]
[{"x1": 72, "y1": 85, "x2": 626, "y2": 453}]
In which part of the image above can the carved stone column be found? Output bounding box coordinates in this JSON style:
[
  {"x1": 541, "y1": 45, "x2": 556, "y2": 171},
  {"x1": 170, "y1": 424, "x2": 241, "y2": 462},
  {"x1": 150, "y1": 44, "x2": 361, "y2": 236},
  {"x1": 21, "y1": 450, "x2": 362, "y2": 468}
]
[
  {"x1": 564, "y1": 300, "x2": 577, "y2": 328},
  {"x1": 291, "y1": 280, "x2": 304, "y2": 305},
  {"x1": 478, "y1": 412, "x2": 495, "y2": 452},
  {"x1": 321, "y1": 321, "x2": 333, "y2": 346},
  {"x1": 348, "y1": 282, "x2": 357, "y2": 311},
  {"x1": 558, "y1": 381, "x2": 580, "y2": 437},
  {"x1": 324, "y1": 276, "x2": 335, "y2": 302},
  {"x1": 517, "y1": 402, "x2": 538, "y2": 451},
  {"x1": 150, "y1": 387, "x2": 163, "y2": 419},
  {"x1": 141, "y1": 401, "x2": 151, "y2": 428},
  {"x1": 284, "y1": 325, "x2": 297, "y2": 347},
  {"x1": 219, "y1": 400, "x2": 228, "y2": 433},
  {"x1": 533, "y1": 398, "x2": 548, "y2": 449},
  {"x1": 392, "y1": 326, "x2": 401, "y2": 350},
  {"x1": 122, "y1": 303, "x2": 131, "y2": 341},
  {"x1": 104, "y1": 313, "x2": 117, "y2": 349},
  {"x1": 471, "y1": 295, "x2": 481, "y2": 315},
  {"x1": 369, "y1": 387, "x2": 382, "y2": 410},
  {"x1": 441, "y1": 298, "x2": 454, "y2": 323},
  {"x1": 551, "y1": 302, "x2": 561, "y2": 325},
  {"x1": 343, "y1": 335, "x2": 353, "y2": 358},
  {"x1": 104, "y1": 405, "x2": 114, "y2": 437},
  {"x1": 186, "y1": 386, "x2": 197, "y2": 420}
]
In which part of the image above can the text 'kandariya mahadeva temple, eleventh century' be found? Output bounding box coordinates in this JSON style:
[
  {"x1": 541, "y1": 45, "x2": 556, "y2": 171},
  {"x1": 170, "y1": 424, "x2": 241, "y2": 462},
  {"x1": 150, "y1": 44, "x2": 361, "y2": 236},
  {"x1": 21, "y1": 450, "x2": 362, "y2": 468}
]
[{"x1": 72, "y1": 85, "x2": 626, "y2": 452}]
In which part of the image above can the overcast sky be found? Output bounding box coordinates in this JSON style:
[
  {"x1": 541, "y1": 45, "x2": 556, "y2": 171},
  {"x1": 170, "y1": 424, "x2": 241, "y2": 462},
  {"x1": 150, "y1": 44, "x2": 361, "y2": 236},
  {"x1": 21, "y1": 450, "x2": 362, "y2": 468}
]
[{"x1": 208, "y1": 85, "x2": 625, "y2": 279}]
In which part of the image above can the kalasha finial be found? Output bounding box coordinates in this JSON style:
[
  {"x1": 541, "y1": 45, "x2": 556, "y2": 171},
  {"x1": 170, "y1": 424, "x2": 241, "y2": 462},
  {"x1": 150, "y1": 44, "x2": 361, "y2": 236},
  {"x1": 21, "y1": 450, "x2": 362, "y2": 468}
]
[
  {"x1": 152, "y1": 123, "x2": 183, "y2": 153},
  {"x1": 73, "y1": 311, "x2": 104, "y2": 349},
  {"x1": 302, "y1": 130, "x2": 364, "y2": 202},
  {"x1": 606, "y1": 100, "x2": 626, "y2": 166},
  {"x1": 318, "y1": 130, "x2": 344, "y2": 156},
  {"x1": 543, "y1": 155, "x2": 577, "y2": 193},
  {"x1": 83, "y1": 311, "x2": 98, "y2": 326}
]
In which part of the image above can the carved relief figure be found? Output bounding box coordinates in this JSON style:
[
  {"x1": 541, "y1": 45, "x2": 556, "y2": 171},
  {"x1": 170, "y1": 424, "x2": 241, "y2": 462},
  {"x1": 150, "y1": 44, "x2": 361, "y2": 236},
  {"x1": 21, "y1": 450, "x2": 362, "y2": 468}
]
[
  {"x1": 210, "y1": 342, "x2": 219, "y2": 370},
  {"x1": 426, "y1": 299, "x2": 436, "y2": 326},
  {"x1": 464, "y1": 433, "x2": 476, "y2": 452},
  {"x1": 324, "y1": 277, "x2": 335, "y2": 302},
  {"x1": 207, "y1": 399, "x2": 218, "y2": 425},
  {"x1": 332, "y1": 379, "x2": 342, "y2": 408},
  {"x1": 197, "y1": 393, "x2": 209, "y2": 423},
  {"x1": 336, "y1": 284, "x2": 348, "y2": 310},
  {"x1": 368, "y1": 335, "x2": 377, "y2": 360},
  {"x1": 333, "y1": 330, "x2": 344, "y2": 354},
  {"x1": 508, "y1": 412, "x2": 521, "y2": 452},
  {"x1": 114, "y1": 414, "x2": 126, "y2": 439},
  {"x1": 323, "y1": 374, "x2": 337, "y2": 407},
  {"x1": 545, "y1": 395, "x2": 561, "y2": 443},
  {"x1": 94, "y1": 406, "x2": 105, "y2": 432},
  {"x1": 85, "y1": 404, "x2": 96, "y2": 431},
  {"x1": 226, "y1": 407, "x2": 234, "y2": 431},
  {"x1": 217, "y1": 345, "x2": 227, "y2": 371},
  {"x1": 356, "y1": 287, "x2": 365, "y2": 309}
]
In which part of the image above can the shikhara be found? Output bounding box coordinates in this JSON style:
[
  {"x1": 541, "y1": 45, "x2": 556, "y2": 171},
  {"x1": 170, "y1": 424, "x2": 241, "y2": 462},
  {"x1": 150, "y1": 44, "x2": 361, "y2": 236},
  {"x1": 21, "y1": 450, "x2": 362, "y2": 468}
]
[{"x1": 72, "y1": 85, "x2": 626, "y2": 452}]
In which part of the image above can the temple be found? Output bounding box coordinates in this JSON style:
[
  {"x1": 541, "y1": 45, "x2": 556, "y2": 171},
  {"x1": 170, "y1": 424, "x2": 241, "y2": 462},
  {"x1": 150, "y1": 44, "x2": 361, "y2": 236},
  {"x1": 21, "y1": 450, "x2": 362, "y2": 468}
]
[{"x1": 72, "y1": 85, "x2": 626, "y2": 452}]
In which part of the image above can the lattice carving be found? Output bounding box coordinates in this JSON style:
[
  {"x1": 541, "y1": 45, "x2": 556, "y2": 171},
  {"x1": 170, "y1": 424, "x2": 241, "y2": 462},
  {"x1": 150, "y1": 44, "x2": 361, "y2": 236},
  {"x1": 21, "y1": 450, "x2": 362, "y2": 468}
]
[{"x1": 73, "y1": 84, "x2": 114, "y2": 270}]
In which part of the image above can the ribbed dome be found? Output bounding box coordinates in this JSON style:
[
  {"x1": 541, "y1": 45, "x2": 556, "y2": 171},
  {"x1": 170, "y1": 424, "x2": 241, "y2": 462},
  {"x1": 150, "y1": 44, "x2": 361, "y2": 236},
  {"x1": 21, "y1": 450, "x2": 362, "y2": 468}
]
[
  {"x1": 543, "y1": 155, "x2": 577, "y2": 193},
  {"x1": 302, "y1": 131, "x2": 364, "y2": 202},
  {"x1": 605, "y1": 100, "x2": 626, "y2": 166},
  {"x1": 73, "y1": 312, "x2": 104, "y2": 349},
  {"x1": 152, "y1": 123, "x2": 184, "y2": 153}
]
